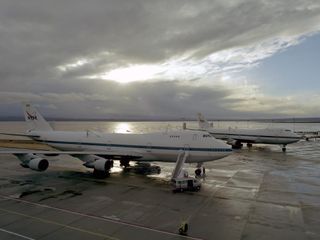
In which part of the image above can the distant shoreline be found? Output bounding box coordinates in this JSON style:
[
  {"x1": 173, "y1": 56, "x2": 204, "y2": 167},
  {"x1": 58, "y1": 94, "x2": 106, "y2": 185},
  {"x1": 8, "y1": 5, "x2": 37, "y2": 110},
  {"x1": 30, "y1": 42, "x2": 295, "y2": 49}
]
[{"x1": 1, "y1": 117, "x2": 320, "y2": 123}]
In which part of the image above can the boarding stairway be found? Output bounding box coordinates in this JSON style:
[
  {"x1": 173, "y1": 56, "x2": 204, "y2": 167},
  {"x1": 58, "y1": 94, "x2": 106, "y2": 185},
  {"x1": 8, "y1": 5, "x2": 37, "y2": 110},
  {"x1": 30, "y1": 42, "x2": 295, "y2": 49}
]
[{"x1": 171, "y1": 151, "x2": 189, "y2": 179}]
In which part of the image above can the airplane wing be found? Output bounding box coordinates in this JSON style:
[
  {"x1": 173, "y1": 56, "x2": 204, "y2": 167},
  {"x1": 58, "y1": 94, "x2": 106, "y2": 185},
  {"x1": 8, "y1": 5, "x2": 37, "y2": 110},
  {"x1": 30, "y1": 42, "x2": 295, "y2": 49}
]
[
  {"x1": 0, "y1": 132, "x2": 40, "y2": 138},
  {"x1": 0, "y1": 148, "x2": 143, "y2": 172},
  {"x1": 0, "y1": 149, "x2": 143, "y2": 160}
]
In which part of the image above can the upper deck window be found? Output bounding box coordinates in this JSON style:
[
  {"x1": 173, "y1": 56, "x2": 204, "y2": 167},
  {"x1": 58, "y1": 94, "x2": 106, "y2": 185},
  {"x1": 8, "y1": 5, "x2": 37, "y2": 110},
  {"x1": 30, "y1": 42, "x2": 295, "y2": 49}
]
[{"x1": 169, "y1": 135, "x2": 180, "y2": 138}]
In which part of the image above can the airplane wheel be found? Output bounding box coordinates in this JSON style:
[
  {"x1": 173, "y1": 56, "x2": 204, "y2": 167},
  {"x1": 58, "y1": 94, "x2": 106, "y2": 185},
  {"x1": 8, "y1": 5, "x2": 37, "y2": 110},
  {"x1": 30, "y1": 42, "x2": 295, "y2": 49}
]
[
  {"x1": 120, "y1": 159, "x2": 130, "y2": 168},
  {"x1": 195, "y1": 168, "x2": 201, "y2": 176},
  {"x1": 282, "y1": 147, "x2": 286, "y2": 152}
]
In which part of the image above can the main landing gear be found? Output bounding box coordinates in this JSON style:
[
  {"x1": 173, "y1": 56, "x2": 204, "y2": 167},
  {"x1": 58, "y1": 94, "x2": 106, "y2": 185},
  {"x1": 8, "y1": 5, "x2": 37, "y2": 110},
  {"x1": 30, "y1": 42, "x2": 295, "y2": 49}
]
[
  {"x1": 195, "y1": 163, "x2": 206, "y2": 177},
  {"x1": 282, "y1": 145, "x2": 287, "y2": 152},
  {"x1": 120, "y1": 159, "x2": 130, "y2": 168}
]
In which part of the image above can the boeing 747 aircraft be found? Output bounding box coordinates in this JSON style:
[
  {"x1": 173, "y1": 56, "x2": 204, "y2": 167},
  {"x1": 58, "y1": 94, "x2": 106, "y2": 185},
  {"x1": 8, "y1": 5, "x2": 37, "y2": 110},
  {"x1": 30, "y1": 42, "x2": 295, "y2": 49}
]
[
  {"x1": 197, "y1": 113, "x2": 301, "y2": 152},
  {"x1": 0, "y1": 105, "x2": 232, "y2": 177}
]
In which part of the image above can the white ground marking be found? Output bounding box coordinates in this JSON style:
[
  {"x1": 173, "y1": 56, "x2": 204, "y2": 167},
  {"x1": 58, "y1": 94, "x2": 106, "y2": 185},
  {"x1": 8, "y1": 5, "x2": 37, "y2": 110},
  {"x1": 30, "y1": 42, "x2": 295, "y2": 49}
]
[{"x1": 0, "y1": 228, "x2": 35, "y2": 240}]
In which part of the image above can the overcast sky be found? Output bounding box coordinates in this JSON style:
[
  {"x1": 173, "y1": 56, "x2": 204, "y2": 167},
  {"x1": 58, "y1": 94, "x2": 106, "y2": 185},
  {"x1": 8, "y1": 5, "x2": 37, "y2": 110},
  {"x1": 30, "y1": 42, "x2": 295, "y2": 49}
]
[{"x1": 0, "y1": 0, "x2": 320, "y2": 119}]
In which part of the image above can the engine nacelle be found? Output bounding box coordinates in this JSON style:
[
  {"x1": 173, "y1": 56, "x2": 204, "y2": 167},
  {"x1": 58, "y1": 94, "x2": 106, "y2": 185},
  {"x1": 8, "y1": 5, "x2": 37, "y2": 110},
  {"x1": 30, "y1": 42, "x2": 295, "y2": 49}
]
[
  {"x1": 226, "y1": 139, "x2": 237, "y2": 145},
  {"x1": 28, "y1": 158, "x2": 49, "y2": 171},
  {"x1": 226, "y1": 139, "x2": 243, "y2": 149},
  {"x1": 80, "y1": 155, "x2": 113, "y2": 172},
  {"x1": 93, "y1": 158, "x2": 113, "y2": 172},
  {"x1": 15, "y1": 153, "x2": 49, "y2": 171}
]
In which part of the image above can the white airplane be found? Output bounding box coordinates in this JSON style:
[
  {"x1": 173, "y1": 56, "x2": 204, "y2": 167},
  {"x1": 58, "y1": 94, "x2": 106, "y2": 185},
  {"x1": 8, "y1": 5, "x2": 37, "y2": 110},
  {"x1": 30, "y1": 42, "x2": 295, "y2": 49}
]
[
  {"x1": 0, "y1": 104, "x2": 232, "y2": 177},
  {"x1": 197, "y1": 113, "x2": 301, "y2": 152}
]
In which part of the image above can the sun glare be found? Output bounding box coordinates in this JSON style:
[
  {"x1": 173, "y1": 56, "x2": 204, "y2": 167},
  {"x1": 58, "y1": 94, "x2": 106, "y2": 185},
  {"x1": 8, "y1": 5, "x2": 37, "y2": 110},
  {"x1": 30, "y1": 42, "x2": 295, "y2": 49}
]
[
  {"x1": 114, "y1": 123, "x2": 132, "y2": 133},
  {"x1": 101, "y1": 65, "x2": 163, "y2": 84}
]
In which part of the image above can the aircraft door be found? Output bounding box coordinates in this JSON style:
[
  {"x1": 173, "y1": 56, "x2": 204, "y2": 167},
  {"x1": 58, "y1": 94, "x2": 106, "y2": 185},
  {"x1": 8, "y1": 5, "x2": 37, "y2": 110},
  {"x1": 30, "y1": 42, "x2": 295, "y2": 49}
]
[{"x1": 184, "y1": 144, "x2": 190, "y2": 151}]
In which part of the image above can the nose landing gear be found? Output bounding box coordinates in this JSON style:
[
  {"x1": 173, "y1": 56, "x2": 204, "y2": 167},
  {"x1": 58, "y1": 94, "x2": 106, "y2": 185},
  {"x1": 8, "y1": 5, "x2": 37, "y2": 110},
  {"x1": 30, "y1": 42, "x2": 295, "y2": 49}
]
[{"x1": 282, "y1": 145, "x2": 287, "y2": 152}]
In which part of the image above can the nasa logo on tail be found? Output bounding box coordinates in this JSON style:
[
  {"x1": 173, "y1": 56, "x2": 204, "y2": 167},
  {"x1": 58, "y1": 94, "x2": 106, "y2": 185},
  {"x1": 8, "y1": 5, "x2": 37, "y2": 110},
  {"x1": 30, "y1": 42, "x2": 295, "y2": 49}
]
[{"x1": 26, "y1": 111, "x2": 38, "y2": 120}]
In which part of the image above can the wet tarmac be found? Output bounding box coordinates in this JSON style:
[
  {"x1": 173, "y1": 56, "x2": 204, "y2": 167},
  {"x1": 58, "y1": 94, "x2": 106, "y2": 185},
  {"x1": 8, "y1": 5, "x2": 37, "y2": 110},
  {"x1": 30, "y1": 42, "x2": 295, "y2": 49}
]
[{"x1": 0, "y1": 140, "x2": 319, "y2": 240}]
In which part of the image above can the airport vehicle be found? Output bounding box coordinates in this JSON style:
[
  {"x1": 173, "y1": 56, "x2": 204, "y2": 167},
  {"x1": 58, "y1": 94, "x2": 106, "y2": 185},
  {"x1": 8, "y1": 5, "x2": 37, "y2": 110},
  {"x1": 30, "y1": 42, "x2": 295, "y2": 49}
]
[
  {"x1": 197, "y1": 113, "x2": 301, "y2": 152},
  {"x1": 0, "y1": 104, "x2": 232, "y2": 177},
  {"x1": 172, "y1": 177, "x2": 201, "y2": 192},
  {"x1": 170, "y1": 150, "x2": 201, "y2": 192}
]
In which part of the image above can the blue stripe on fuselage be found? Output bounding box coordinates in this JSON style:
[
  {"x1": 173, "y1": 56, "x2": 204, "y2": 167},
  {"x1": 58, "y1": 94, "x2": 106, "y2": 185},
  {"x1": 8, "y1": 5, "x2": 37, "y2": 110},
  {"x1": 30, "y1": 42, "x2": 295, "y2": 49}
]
[
  {"x1": 211, "y1": 132, "x2": 300, "y2": 140},
  {"x1": 38, "y1": 140, "x2": 232, "y2": 152}
]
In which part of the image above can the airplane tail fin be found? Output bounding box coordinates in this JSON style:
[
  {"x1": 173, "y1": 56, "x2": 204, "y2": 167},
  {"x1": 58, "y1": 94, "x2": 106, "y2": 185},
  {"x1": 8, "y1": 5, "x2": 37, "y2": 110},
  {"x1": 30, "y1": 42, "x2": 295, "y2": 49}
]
[
  {"x1": 24, "y1": 104, "x2": 53, "y2": 131},
  {"x1": 197, "y1": 113, "x2": 211, "y2": 130}
]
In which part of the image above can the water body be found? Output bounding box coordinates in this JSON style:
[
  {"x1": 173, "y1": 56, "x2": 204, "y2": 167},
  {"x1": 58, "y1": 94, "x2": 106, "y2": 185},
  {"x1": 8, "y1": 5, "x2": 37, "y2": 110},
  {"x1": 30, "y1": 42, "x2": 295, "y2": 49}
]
[{"x1": 1, "y1": 120, "x2": 319, "y2": 133}]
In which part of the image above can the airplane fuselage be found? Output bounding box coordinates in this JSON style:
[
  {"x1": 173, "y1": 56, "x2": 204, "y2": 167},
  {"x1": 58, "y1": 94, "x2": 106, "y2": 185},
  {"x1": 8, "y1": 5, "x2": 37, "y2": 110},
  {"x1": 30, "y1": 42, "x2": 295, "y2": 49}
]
[
  {"x1": 30, "y1": 130, "x2": 232, "y2": 163},
  {"x1": 208, "y1": 128, "x2": 301, "y2": 145}
]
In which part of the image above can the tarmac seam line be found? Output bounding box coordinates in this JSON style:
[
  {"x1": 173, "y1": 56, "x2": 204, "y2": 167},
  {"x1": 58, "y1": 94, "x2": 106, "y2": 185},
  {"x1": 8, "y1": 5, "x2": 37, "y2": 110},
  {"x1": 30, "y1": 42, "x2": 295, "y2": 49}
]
[
  {"x1": 0, "y1": 194, "x2": 203, "y2": 240},
  {"x1": 0, "y1": 207, "x2": 119, "y2": 240},
  {"x1": 0, "y1": 227, "x2": 36, "y2": 240}
]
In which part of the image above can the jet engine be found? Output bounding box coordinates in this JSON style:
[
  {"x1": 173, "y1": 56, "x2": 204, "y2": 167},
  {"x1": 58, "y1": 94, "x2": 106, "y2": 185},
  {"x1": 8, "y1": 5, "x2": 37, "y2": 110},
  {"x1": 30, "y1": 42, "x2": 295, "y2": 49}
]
[
  {"x1": 15, "y1": 153, "x2": 49, "y2": 171},
  {"x1": 92, "y1": 158, "x2": 113, "y2": 172},
  {"x1": 77, "y1": 155, "x2": 113, "y2": 175},
  {"x1": 226, "y1": 139, "x2": 243, "y2": 149},
  {"x1": 28, "y1": 158, "x2": 49, "y2": 171}
]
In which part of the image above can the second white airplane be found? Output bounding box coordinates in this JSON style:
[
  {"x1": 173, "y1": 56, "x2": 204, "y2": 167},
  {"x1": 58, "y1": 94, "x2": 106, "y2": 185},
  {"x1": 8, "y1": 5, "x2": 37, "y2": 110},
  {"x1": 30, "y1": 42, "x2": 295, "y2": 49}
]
[
  {"x1": 0, "y1": 105, "x2": 232, "y2": 177},
  {"x1": 197, "y1": 113, "x2": 301, "y2": 152}
]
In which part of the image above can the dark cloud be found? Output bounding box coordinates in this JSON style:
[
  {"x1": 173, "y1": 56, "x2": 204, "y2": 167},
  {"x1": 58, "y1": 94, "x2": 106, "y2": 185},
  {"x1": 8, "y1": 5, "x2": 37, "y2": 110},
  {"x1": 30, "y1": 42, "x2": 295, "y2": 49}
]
[
  {"x1": 0, "y1": 78, "x2": 233, "y2": 118},
  {"x1": 0, "y1": 0, "x2": 319, "y2": 118}
]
